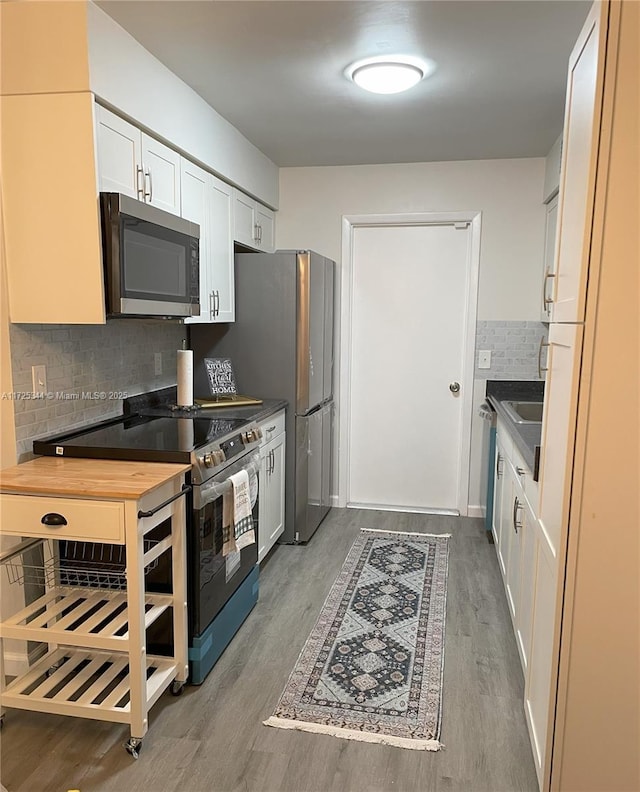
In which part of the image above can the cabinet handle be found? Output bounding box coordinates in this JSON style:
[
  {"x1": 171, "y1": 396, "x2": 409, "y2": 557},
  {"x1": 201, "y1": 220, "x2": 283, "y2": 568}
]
[
  {"x1": 209, "y1": 291, "x2": 216, "y2": 320},
  {"x1": 543, "y1": 270, "x2": 556, "y2": 309},
  {"x1": 516, "y1": 466, "x2": 526, "y2": 477},
  {"x1": 266, "y1": 425, "x2": 276, "y2": 433},
  {"x1": 496, "y1": 452, "x2": 503, "y2": 479},
  {"x1": 41, "y1": 512, "x2": 68, "y2": 527},
  {"x1": 214, "y1": 290, "x2": 220, "y2": 318},
  {"x1": 136, "y1": 166, "x2": 145, "y2": 199},
  {"x1": 258, "y1": 223, "x2": 263, "y2": 243},
  {"x1": 269, "y1": 449, "x2": 274, "y2": 475},
  {"x1": 253, "y1": 223, "x2": 259, "y2": 243},
  {"x1": 512, "y1": 497, "x2": 523, "y2": 533},
  {"x1": 144, "y1": 169, "x2": 152, "y2": 201},
  {"x1": 538, "y1": 338, "x2": 549, "y2": 379}
]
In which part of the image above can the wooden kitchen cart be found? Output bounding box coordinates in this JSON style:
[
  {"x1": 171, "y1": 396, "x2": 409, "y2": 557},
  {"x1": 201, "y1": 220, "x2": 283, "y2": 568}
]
[{"x1": 0, "y1": 457, "x2": 191, "y2": 758}]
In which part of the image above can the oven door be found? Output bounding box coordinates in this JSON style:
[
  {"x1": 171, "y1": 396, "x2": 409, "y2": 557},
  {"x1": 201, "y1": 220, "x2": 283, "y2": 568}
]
[{"x1": 190, "y1": 451, "x2": 260, "y2": 638}]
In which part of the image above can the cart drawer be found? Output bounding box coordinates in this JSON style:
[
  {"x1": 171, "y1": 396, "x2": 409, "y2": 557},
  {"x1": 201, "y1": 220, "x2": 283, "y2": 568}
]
[{"x1": 0, "y1": 494, "x2": 124, "y2": 543}]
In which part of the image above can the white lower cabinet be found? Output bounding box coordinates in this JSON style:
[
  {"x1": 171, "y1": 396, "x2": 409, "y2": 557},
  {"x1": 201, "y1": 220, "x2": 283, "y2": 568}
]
[
  {"x1": 257, "y1": 411, "x2": 286, "y2": 563},
  {"x1": 492, "y1": 417, "x2": 558, "y2": 790}
]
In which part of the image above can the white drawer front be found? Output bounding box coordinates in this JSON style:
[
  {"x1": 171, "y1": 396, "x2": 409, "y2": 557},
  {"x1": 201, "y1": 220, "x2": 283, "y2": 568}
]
[
  {"x1": 1, "y1": 495, "x2": 125, "y2": 543},
  {"x1": 258, "y1": 411, "x2": 286, "y2": 445}
]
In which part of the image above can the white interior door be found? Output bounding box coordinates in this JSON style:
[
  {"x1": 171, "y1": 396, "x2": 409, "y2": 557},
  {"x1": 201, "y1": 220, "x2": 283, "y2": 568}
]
[{"x1": 347, "y1": 222, "x2": 474, "y2": 513}]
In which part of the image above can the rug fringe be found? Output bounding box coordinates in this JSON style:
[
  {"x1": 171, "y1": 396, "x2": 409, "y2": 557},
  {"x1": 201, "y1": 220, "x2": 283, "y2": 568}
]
[
  {"x1": 361, "y1": 528, "x2": 452, "y2": 539},
  {"x1": 263, "y1": 716, "x2": 444, "y2": 752}
]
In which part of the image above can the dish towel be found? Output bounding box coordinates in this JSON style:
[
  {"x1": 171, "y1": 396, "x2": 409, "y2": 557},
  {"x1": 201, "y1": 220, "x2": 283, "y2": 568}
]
[{"x1": 222, "y1": 469, "x2": 255, "y2": 556}]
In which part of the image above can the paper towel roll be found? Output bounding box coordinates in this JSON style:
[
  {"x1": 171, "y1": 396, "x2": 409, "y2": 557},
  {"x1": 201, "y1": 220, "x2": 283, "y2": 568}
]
[
  {"x1": 177, "y1": 418, "x2": 195, "y2": 451},
  {"x1": 176, "y1": 349, "x2": 193, "y2": 407}
]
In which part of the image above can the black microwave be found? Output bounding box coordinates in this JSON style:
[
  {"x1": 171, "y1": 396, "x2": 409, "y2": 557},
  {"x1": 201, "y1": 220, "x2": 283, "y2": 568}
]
[{"x1": 100, "y1": 192, "x2": 200, "y2": 318}]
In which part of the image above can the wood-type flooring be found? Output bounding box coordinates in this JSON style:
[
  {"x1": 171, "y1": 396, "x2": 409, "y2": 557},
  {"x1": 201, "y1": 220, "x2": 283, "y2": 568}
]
[{"x1": 0, "y1": 509, "x2": 538, "y2": 792}]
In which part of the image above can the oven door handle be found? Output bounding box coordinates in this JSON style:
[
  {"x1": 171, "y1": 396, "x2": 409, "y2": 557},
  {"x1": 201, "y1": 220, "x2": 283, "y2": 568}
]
[
  {"x1": 138, "y1": 484, "x2": 192, "y2": 519},
  {"x1": 196, "y1": 451, "x2": 261, "y2": 509}
]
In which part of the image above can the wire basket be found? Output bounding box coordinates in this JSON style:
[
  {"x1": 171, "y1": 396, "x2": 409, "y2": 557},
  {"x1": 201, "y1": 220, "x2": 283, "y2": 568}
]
[{"x1": 3, "y1": 539, "x2": 160, "y2": 591}]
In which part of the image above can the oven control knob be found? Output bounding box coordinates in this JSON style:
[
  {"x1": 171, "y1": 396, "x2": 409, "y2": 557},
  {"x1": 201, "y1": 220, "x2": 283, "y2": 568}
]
[
  {"x1": 203, "y1": 453, "x2": 215, "y2": 468},
  {"x1": 215, "y1": 449, "x2": 226, "y2": 465},
  {"x1": 255, "y1": 427, "x2": 263, "y2": 440},
  {"x1": 243, "y1": 430, "x2": 254, "y2": 443}
]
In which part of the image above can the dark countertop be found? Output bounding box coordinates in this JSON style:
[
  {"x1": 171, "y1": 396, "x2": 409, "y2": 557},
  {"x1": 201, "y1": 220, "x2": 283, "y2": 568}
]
[
  {"x1": 124, "y1": 388, "x2": 287, "y2": 424},
  {"x1": 188, "y1": 398, "x2": 288, "y2": 423},
  {"x1": 485, "y1": 380, "x2": 544, "y2": 478}
]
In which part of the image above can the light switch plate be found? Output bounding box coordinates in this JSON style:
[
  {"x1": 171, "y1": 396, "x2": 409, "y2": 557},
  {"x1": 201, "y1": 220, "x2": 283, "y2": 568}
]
[
  {"x1": 32, "y1": 365, "x2": 47, "y2": 395},
  {"x1": 478, "y1": 350, "x2": 491, "y2": 369}
]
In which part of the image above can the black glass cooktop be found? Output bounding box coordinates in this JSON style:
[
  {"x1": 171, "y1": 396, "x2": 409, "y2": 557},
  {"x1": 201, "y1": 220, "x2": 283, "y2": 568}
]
[{"x1": 33, "y1": 414, "x2": 248, "y2": 463}]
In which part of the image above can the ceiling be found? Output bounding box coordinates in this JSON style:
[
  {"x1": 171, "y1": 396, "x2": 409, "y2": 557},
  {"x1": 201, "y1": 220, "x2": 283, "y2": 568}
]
[{"x1": 96, "y1": 0, "x2": 591, "y2": 168}]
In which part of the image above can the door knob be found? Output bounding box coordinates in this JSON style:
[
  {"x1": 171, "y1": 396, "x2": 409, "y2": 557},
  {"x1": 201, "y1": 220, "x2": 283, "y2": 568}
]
[{"x1": 449, "y1": 382, "x2": 460, "y2": 394}]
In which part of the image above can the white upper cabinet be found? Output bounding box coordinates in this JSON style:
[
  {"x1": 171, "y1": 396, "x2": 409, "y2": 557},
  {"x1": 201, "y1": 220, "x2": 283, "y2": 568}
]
[
  {"x1": 541, "y1": 194, "x2": 559, "y2": 322},
  {"x1": 181, "y1": 159, "x2": 234, "y2": 324},
  {"x1": 232, "y1": 188, "x2": 276, "y2": 253},
  {"x1": 543, "y1": 134, "x2": 562, "y2": 204},
  {"x1": 550, "y1": 2, "x2": 608, "y2": 323},
  {"x1": 96, "y1": 105, "x2": 181, "y2": 215}
]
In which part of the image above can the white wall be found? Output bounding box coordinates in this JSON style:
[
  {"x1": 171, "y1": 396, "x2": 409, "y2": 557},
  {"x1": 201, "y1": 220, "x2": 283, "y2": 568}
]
[{"x1": 276, "y1": 158, "x2": 546, "y2": 512}]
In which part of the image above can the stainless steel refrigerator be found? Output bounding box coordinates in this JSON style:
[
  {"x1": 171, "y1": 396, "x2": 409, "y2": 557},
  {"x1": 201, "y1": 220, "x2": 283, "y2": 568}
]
[{"x1": 191, "y1": 250, "x2": 335, "y2": 543}]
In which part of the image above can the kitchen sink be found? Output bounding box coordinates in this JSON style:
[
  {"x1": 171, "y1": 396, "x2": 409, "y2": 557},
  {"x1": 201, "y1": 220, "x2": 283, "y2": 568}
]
[{"x1": 503, "y1": 400, "x2": 544, "y2": 424}]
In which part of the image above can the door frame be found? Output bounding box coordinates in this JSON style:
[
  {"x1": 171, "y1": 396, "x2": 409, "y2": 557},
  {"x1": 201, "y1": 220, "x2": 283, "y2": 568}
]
[{"x1": 337, "y1": 211, "x2": 482, "y2": 515}]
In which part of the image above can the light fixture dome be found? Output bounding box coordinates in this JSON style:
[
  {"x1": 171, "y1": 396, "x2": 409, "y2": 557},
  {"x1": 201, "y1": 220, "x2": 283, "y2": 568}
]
[{"x1": 346, "y1": 55, "x2": 434, "y2": 95}]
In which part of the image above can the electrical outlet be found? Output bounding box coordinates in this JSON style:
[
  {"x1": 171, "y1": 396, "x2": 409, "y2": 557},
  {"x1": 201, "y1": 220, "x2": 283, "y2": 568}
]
[
  {"x1": 154, "y1": 352, "x2": 162, "y2": 375},
  {"x1": 478, "y1": 350, "x2": 491, "y2": 370},
  {"x1": 32, "y1": 365, "x2": 47, "y2": 395}
]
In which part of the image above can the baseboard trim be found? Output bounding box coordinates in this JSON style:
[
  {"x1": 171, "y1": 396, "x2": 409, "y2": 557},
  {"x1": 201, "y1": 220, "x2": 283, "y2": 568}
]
[{"x1": 467, "y1": 505, "x2": 484, "y2": 519}]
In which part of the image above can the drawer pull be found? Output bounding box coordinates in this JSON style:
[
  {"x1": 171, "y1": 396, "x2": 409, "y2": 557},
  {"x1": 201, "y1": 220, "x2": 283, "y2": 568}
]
[
  {"x1": 516, "y1": 466, "x2": 526, "y2": 477},
  {"x1": 266, "y1": 425, "x2": 276, "y2": 432},
  {"x1": 41, "y1": 512, "x2": 67, "y2": 527}
]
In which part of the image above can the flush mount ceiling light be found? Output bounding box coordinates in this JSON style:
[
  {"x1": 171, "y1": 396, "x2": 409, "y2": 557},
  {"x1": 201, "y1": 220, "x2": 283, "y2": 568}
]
[{"x1": 346, "y1": 55, "x2": 434, "y2": 95}]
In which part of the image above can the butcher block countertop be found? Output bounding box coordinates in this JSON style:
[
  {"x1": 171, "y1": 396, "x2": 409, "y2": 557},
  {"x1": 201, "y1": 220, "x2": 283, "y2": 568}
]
[{"x1": 0, "y1": 457, "x2": 191, "y2": 500}]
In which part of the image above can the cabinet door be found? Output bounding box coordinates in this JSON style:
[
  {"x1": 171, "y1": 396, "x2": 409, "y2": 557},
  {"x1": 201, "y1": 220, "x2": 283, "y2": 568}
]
[
  {"x1": 255, "y1": 203, "x2": 275, "y2": 253},
  {"x1": 541, "y1": 194, "x2": 559, "y2": 321},
  {"x1": 141, "y1": 134, "x2": 181, "y2": 215},
  {"x1": 551, "y1": 2, "x2": 608, "y2": 322},
  {"x1": 181, "y1": 159, "x2": 211, "y2": 325},
  {"x1": 516, "y1": 501, "x2": 538, "y2": 673},
  {"x1": 538, "y1": 323, "x2": 583, "y2": 559},
  {"x1": 505, "y1": 484, "x2": 523, "y2": 624},
  {"x1": 267, "y1": 433, "x2": 285, "y2": 547},
  {"x1": 525, "y1": 540, "x2": 557, "y2": 781},
  {"x1": 96, "y1": 105, "x2": 141, "y2": 199},
  {"x1": 257, "y1": 432, "x2": 285, "y2": 563},
  {"x1": 233, "y1": 189, "x2": 257, "y2": 248},
  {"x1": 209, "y1": 175, "x2": 235, "y2": 322}
]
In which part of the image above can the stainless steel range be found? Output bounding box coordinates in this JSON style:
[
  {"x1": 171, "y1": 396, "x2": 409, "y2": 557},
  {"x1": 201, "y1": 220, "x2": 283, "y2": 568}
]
[{"x1": 33, "y1": 400, "x2": 265, "y2": 684}]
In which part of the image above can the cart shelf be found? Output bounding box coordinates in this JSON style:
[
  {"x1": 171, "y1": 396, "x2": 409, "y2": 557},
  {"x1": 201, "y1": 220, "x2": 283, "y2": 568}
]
[
  {"x1": 1, "y1": 646, "x2": 176, "y2": 723},
  {"x1": 0, "y1": 587, "x2": 173, "y2": 651}
]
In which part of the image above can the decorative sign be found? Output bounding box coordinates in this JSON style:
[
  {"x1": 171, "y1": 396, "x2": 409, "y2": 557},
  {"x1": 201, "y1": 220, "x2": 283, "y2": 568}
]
[{"x1": 205, "y1": 358, "x2": 238, "y2": 398}]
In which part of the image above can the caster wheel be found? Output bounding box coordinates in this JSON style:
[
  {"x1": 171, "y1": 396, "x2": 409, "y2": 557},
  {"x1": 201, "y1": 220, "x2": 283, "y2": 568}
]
[
  {"x1": 170, "y1": 680, "x2": 185, "y2": 696},
  {"x1": 125, "y1": 737, "x2": 142, "y2": 759}
]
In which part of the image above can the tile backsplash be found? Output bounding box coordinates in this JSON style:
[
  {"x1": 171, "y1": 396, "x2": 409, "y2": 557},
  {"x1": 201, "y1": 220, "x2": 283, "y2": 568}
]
[
  {"x1": 8, "y1": 321, "x2": 185, "y2": 460},
  {"x1": 475, "y1": 320, "x2": 548, "y2": 380}
]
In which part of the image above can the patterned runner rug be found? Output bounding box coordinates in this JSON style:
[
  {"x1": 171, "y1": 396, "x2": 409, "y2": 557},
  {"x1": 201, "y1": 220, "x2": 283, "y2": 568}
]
[{"x1": 264, "y1": 528, "x2": 450, "y2": 750}]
